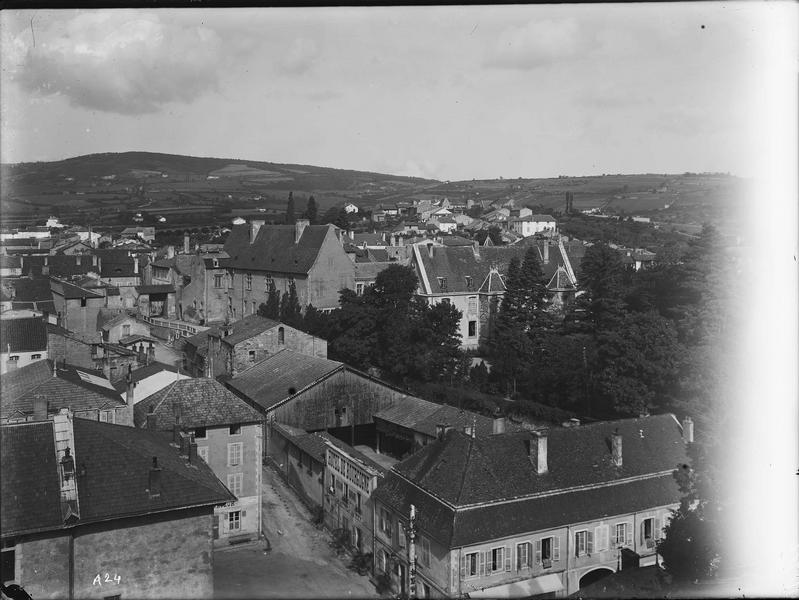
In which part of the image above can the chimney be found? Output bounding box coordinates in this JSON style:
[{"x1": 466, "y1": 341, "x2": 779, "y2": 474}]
[
  {"x1": 167, "y1": 245, "x2": 175, "y2": 259},
  {"x1": 33, "y1": 397, "x2": 48, "y2": 421},
  {"x1": 148, "y1": 456, "x2": 162, "y2": 499},
  {"x1": 682, "y1": 417, "x2": 694, "y2": 444},
  {"x1": 492, "y1": 417, "x2": 506, "y2": 434},
  {"x1": 427, "y1": 243, "x2": 434, "y2": 259},
  {"x1": 125, "y1": 365, "x2": 135, "y2": 409},
  {"x1": 188, "y1": 435, "x2": 198, "y2": 464},
  {"x1": 435, "y1": 423, "x2": 451, "y2": 440},
  {"x1": 250, "y1": 220, "x2": 265, "y2": 244},
  {"x1": 472, "y1": 240, "x2": 480, "y2": 258},
  {"x1": 133, "y1": 256, "x2": 139, "y2": 274},
  {"x1": 183, "y1": 232, "x2": 190, "y2": 254},
  {"x1": 179, "y1": 431, "x2": 191, "y2": 456},
  {"x1": 543, "y1": 241, "x2": 550, "y2": 264},
  {"x1": 526, "y1": 429, "x2": 548, "y2": 474},
  {"x1": 295, "y1": 219, "x2": 309, "y2": 244},
  {"x1": 611, "y1": 429, "x2": 623, "y2": 467}
]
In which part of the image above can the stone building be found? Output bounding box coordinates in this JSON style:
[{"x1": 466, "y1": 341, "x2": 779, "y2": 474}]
[
  {"x1": 0, "y1": 409, "x2": 233, "y2": 599},
  {"x1": 371, "y1": 414, "x2": 691, "y2": 598}
]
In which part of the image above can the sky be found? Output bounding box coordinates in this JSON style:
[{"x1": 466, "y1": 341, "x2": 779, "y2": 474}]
[{"x1": 0, "y1": 4, "x2": 795, "y2": 181}]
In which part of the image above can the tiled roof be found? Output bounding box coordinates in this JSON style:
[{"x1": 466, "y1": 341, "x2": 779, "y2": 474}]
[
  {"x1": 101, "y1": 260, "x2": 138, "y2": 278},
  {"x1": 0, "y1": 316, "x2": 48, "y2": 353},
  {"x1": 222, "y1": 223, "x2": 336, "y2": 274},
  {"x1": 272, "y1": 423, "x2": 329, "y2": 462},
  {"x1": 7, "y1": 276, "x2": 53, "y2": 302},
  {"x1": 354, "y1": 261, "x2": 390, "y2": 281},
  {"x1": 372, "y1": 469, "x2": 680, "y2": 548},
  {"x1": 394, "y1": 414, "x2": 686, "y2": 507},
  {"x1": 0, "y1": 360, "x2": 125, "y2": 420},
  {"x1": 135, "y1": 284, "x2": 175, "y2": 294},
  {"x1": 352, "y1": 233, "x2": 384, "y2": 246},
  {"x1": 209, "y1": 314, "x2": 280, "y2": 347},
  {"x1": 0, "y1": 421, "x2": 63, "y2": 535},
  {"x1": 50, "y1": 278, "x2": 104, "y2": 300},
  {"x1": 112, "y1": 361, "x2": 180, "y2": 393},
  {"x1": 134, "y1": 378, "x2": 264, "y2": 429},
  {"x1": 96, "y1": 309, "x2": 136, "y2": 331},
  {"x1": 374, "y1": 396, "x2": 442, "y2": 430},
  {"x1": 441, "y1": 236, "x2": 474, "y2": 247},
  {"x1": 226, "y1": 349, "x2": 343, "y2": 412},
  {"x1": 118, "y1": 334, "x2": 157, "y2": 345}
]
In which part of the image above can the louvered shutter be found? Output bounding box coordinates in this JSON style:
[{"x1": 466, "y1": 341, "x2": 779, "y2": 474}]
[
  {"x1": 460, "y1": 555, "x2": 466, "y2": 580},
  {"x1": 586, "y1": 531, "x2": 593, "y2": 555},
  {"x1": 655, "y1": 516, "x2": 662, "y2": 540},
  {"x1": 504, "y1": 547, "x2": 511, "y2": 571},
  {"x1": 479, "y1": 551, "x2": 486, "y2": 576},
  {"x1": 626, "y1": 523, "x2": 633, "y2": 547},
  {"x1": 534, "y1": 540, "x2": 542, "y2": 564},
  {"x1": 553, "y1": 536, "x2": 560, "y2": 562}
]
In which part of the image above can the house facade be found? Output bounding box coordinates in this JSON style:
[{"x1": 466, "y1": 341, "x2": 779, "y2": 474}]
[
  {"x1": 0, "y1": 316, "x2": 48, "y2": 374},
  {"x1": 0, "y1": 410, "x2": 233, "y2": 600},
  {"x1": 371, "y1": 414, "x2": 690, "y2": 598},
  {"x1": 223, "y1": 219, "x2": 355, "y2": 314},
  {"x1": 134, "y1": 378, "x2": 264, "y2": 547},
  {"x1": 179, "y1": 252, "x2": 231, "y2": 324},
  {"x1": 509, "y1": 214, "x2": 558, "y2": 238}
]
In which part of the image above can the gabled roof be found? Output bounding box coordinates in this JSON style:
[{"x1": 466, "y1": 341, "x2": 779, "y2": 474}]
[
  {"x1": 134, "y1": 378, "x2": 264, "y2": 429},
  {"x1": 352, "y1": 233, "x2": 384, "y2": 246},
  {"x1": 208, "y1": 314, "x2": 281, "y2": 347},
  {"x1": 50, "y1": 278, "x2": 104, "y2": 300},
  {"x1": 222, "y1": 223, "x2": 337, "y2": 275},
  {"x1": 101, "y1": 260, "x2": 138, "y2": 278},
  {"x1": 0, "y1": 418, "x2": 234, "y2": 537},
  {"x1": 111, "y1": 361, "x2": 181, "y2": 393},
  {"x1": 6, "y1": 277, "x2": 53, "y2": 302},
  {"x1": 96, "y1": 308, "x2": 137, "y2": 331},
  {"x1": 394, "y1": 414, "x2": 685, "y2": 508},
  {"x1": 0, "y1": 317, "x2": 48, "y2": 353},
  {"x1": 0, "y1": 360, "x2": 125, "y2": 420},
  {"x1": 226, "y1": 349, "x2": 344, "y2": 412}
]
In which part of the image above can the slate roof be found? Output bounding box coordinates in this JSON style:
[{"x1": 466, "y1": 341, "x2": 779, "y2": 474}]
[
  {"x1": 0, "y1": 317, "x2": 48, "y2": 353},
  {"x1": 352, "y1": 233, "x2": 385, "y2": 246},
  {"x1": 226, "y1": 349, "x2": 344, "y2": 412},
  {"x1": 441, "y1": 236, "x2": 475, "y2": 247},
  {"x1": 272, "y1": 422, "x2": 329, "y2": 462},
  {"x1": 209, "y1": 314, "x2": 281, "y2": 347},
  {"x1": 9, "y1": 277, "x2": 55, "y2": 303},
  {"x1": 134, "y1": 378, "x2": 264, "y2": 429},
  {"x1": 96, "y1": 309, "x2": 136, "y2": 331},
  {"x1": 135, "y1": 284, "x2": 175, "y2": 294},
  {"x1": 222, "y1": 223, "x2": 335, "y2": 274},
  {"x1": 101, "y1": 260, "x2": 138, "y2": 278},
  {"x1": 394, "y1": 414, "x2": 685, "y2": 507},
  {"x1": 0, "y1": 360, "x2": 125, "y2": 420},
  {"x1": 112, "y1": 361, "x2": 180, "y2": 393},
  {"x1": 50, "y1": 278, "x2": 104, "y2": 300},
  {"x1": 0, "y1": 417, "x2": 235, "y2": 537}
]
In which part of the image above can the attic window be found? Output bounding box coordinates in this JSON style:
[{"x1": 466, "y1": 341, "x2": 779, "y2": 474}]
[
  {"x1": 465, "y1": 276, "x2": 473, "y2": 288},
  {"x1": 437, "y1": 277, "x2": 447, "y2": 291},
  {"x1": 213, "y1": 259, "x2": 219, "y2": 267}
]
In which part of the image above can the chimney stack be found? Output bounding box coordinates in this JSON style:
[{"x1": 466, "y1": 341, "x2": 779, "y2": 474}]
[
  {"x1": 294, "y1": 219, "x2": 309, "y2": 244},
  {"x1": 682, "y1": 417, "x2": 694, "y2": 444},
  {"x1": 427, "y1": 243, "x2": 434, "y2": 259},
  {"x1": 611, "y1": 429, "x2": 623, "y2": 467},
  {"x1": 183, "y1": 232, "x2": 190, "y2": 254},
  {"x1": 492, "y1": 417, "x2": 506, "y2": 435},
  {"x1": 526, "y1": 429, "x2": 548, "y2": 474},
  {"x1": 33, "y1": 397, "x2": 48, "y2": 421},
  {"x1": 472, "y1": 240, "x2": 480, "y2": 258},
  {"x1": 435, "y1": 423, "x2": 450, "y2": 440},
  {"x1": 250, "y1": 220, "x2": 265, "y2": 244},
  {"x1": 125, "y1": 365, "x2": 135, "y2": 409},
  {"x1": 148, "y1": 456, "x2": 162, "y2": 499},
  {"x1": 188, "y1": 435, "x2": 198, "y2": 464},
  {"x1": 133, "y1": 256, "x2": 139, "y2": 274}
]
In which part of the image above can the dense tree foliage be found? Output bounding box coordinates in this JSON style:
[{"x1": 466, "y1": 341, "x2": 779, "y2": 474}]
[
  {"x1": 257, "y1": 279, "x2": 281, "y2": 320},
  {"x1": 285, "y1": 191, "x2": 295, "y2": 225},
  {"x1": 304, "y1": 195, "x2": 318, "y2": 224}
]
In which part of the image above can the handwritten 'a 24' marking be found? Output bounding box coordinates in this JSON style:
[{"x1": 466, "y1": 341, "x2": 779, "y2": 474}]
[{"x1": 92, "y1": 573, "x2": 121, "y2": 586}]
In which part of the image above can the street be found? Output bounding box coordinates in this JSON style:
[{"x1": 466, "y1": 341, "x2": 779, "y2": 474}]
[{"x1": 213, "y1": 465, "x2": 378, "y2": 599}]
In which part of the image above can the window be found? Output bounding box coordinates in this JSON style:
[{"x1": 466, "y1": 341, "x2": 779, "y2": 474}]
[
  {"x1": 251, "y1": 301, "x2": 256, "y2": 315},
  {"x1": 245, "y1": 274, "x2": 252, "y2": 290},
  {"x1": 248, "y1": 349, "x2": 256, "y2": 363},
  {"x1": 468, "y1": 320, "x2": 477, "y2": 337},
  {"x1": 214, "y1": 274, "x2": 223, "y2": 288},
  {"x1": 1, "y1": 539, "x2": 15, "y2": 584},
  {"x1": 194, "y1": 427, "x2": 207, "y2": 439},
  {"x1": 99, "y1": 410, "x2": 113, "y2": 423},
  {"x1": 227, "y1": 473, "x2": 243, "y2": 497},
  {"x1": 464, "y1": 552, "x2": 478, "y2": 577},
  {"x1": 198, "y1": 446, "x2": 209, "y2": 463},
  {"x1": 379, "y1": 508, "x2": 392, "y2": 537},
  {"x1": 31, "y1": 354, "x2": 42, "y2": 360},
  {"x1": 594, "y1": 525, "x2": 610, "y2": 551},
  {"x1": 437, "y1": 277, "x2": 447, "y2": 291},
  {"x1": 641, "y1": 517, "x2": 659, "y2": 548},
  {"x1": 398, "y1": 522, "x2": 406, "y2": 548},
  {"x1": 81, "y1": 297, "x2": 87, "y2": 307},
  {"x1": 278, "y1": 327, "x2": 285, "y2": 345},
  {"x1": 354, "y1": 492, "x2": 362, "y2": 514},
  {"x1": 378, "y1": 550, "x2": 388, "y2": 573},
  {"x1": 265, "y1": 274, "x2": 273, "y2": 290},
  {"x1": 355, "y1": 282, "x2": 364, "y2": 296},
  {"x1": 615, "y1": 522, "x2": 631, "y2": 547},
  {"x1": 227, "y1": 442, "x2": 243, "y2": 466},
  {"x1": 468, "y1": 296, "x2": 477, "y2": 314},
  {"x1": 213, "y1": 259, "x2": 219, "y2": 268},
  {"x1": 575, "y1": 530, "x2": 593, "y2": 557},
  {"x1": 422, "y1": 583, "x2": 430, "y2": 599},
  {"x1": 228, "y1": 510, "x2": 241, "y2": 531},
  {"x1": 7, "y1": 356, "x2": 18, "y2": 362},
  {"x1": 229, "y1": 424, "x2": 241, "y2": 436},
  {"x1": 516, "y1": 542, "x2": 531, "y2": 569},
  {"x1": 465, "y1": 276, "x2": 473, "y2": 289},
  {"x1": 123, "y1": 324, "x2": 130, "y2": 337},
  {"x1": 535, "y1": 536, "x2": 560, "y2": 567},
  {"x1": 342, "y1": 483, "x2": 349, "y2": 504},
  {"x1": 419, "y1": 537, "x2": 431, "y2": 567},
  {"x1": 489, "y1": 547, "x2": 508, "y2": 573}
]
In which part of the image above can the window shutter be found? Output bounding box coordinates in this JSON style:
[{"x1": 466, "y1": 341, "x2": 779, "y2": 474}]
[
  {"x1": 640, "y1": 520, "x2": 646, "y2": 545},
  {"x1": 534, "y1": 540, "x2": 542, "y2": 564},
  {"x1": 242, "y1": 510, "x2": 246, "y2": 518},
  {"x1": 212, "y1": 515, "x2": 219, "y2": 540},
  {"x1": 553, "y1": 536, "x2": 560, "y2": 562},
  {"x1": 655, "y1": 516, "x2": 661, "y2": 539},
  {"x1": 626, "y1": 524, "x2": 633, "y2": 547},
  {"x1": 460, "y1": 555, "x2": 466, "y2": 579},
  {"x1": 504, "y1": 547, "x2": 511, "y2": 572},
  {"x1": 587, "y1": 531, "x2": 593, "y2": 555},
  {"x1": 479, "y1": 551, "x2": 486, "y2": 577}
]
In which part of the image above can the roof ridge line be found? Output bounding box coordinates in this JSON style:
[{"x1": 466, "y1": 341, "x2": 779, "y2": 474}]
[
  {"x1": 453, "y1": 434, "x2": 475, "y2": 505},
  {"x1": 151, "y1": 377, "x2": 181, "y2": 417}
]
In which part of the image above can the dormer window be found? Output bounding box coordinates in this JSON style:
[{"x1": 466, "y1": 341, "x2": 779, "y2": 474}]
[
  {"x1": 60, "y1": 448, "x2": 75, "y2": 481},
  {"x1": 213, "y1": 259, "x2": 219, "y2": 268},
  {"x1": 437, "y1": 277, "x2": 447, "y2": 291},
  {"x1": 465, "y1": 276, "x2": 473, "y2": 289}
]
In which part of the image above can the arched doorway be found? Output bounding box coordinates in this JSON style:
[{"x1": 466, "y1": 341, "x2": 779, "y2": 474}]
[{"x1": 579, "y1": 568, "x2": 614, "y2": 589}]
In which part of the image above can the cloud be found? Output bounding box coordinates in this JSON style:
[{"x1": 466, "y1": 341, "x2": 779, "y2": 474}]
[
  {"x1": 486, "y1": 18, "x2": 591, "y2": 70},
  {"x1": 6, "y1": 11, "x2": 223, "y2": 115},
  {"x1": 278, "y1": 37, "x2": 320, "y2": 75}
]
